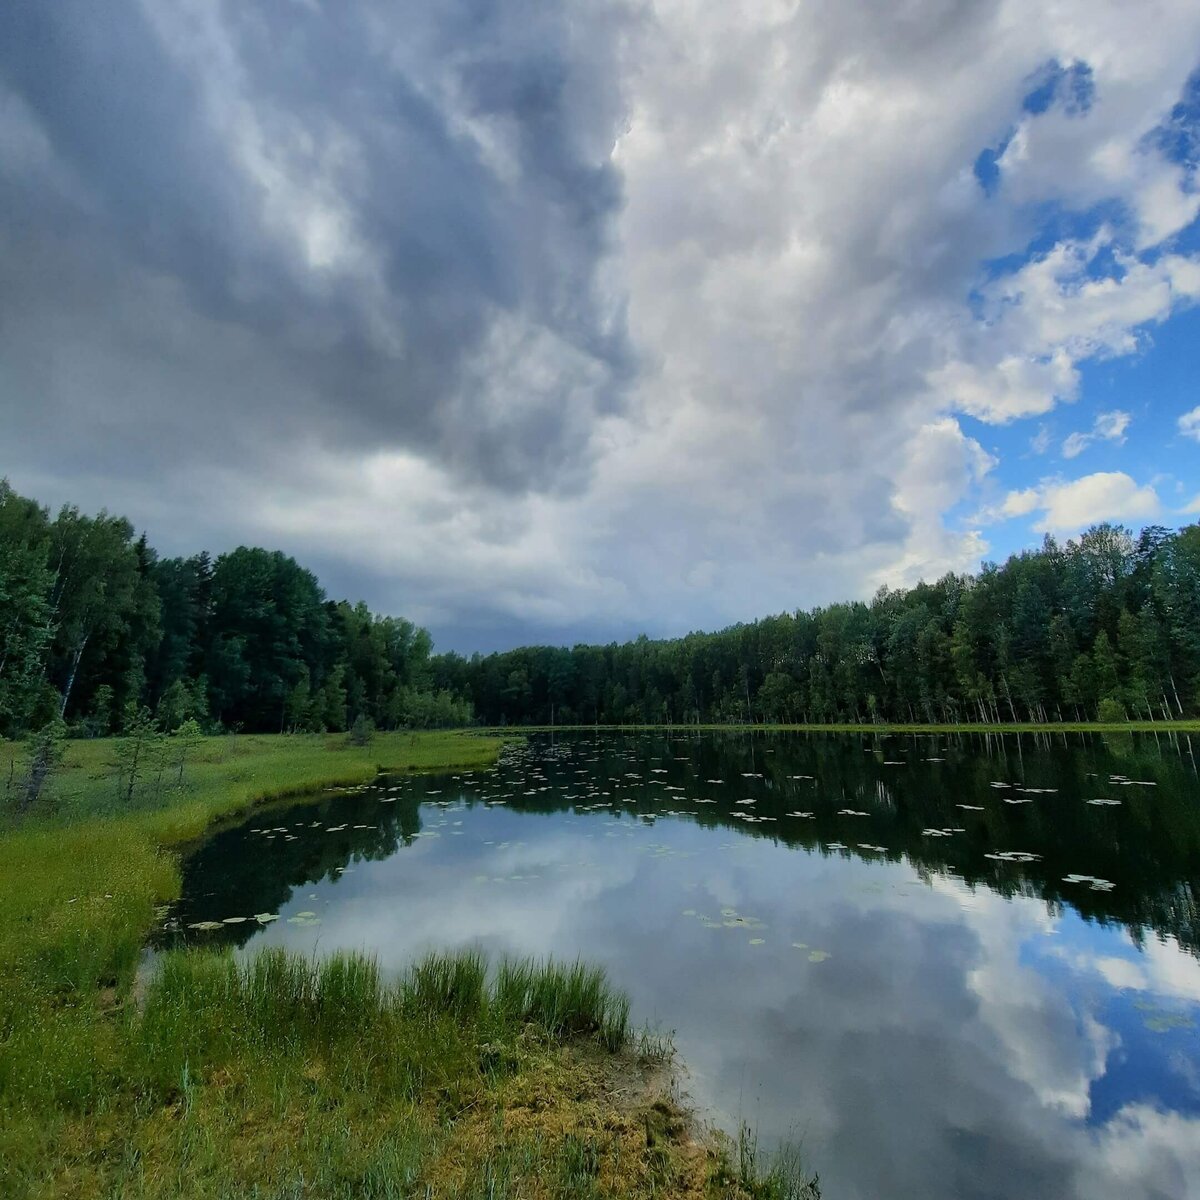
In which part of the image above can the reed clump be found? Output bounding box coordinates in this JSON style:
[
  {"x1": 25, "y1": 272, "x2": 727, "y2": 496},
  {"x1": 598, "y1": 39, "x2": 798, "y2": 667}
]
[{"x1": 136, "y1": 947, "x2": 633, "y2": 1076}]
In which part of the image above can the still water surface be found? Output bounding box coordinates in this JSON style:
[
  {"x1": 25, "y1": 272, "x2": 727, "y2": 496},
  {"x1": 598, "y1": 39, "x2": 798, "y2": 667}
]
[{"x1": 169, "y1": 732, "x2": 1200, "y2": 1200}]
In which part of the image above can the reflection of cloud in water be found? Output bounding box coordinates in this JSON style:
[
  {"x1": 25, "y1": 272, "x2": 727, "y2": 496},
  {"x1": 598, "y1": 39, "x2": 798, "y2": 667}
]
[
  {"x1": 213, "y1": 774, "x2": 1200, "y2": 1199},
  {"x1": 1076, "y1": 1105, "x2": 1200, "y2": 1199},
  {"x1": 250, "y1": 814, "x2": 644, "y2": 966},
  {"x1": 931, "y1": 876, "x2": 1115, "y2": 1121}
]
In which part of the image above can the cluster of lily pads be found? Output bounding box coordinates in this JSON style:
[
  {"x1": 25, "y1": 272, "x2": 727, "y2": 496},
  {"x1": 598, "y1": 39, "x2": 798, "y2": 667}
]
[
  {"x1": 188, "y1": 912, "x2": 282, "y2": 931},
  {"x1": 1062, "y1": 873, "x2": 1116, "y2": 892},
  {"x1": 678, "y1": 906, "x2": 832, "y2": 962}
]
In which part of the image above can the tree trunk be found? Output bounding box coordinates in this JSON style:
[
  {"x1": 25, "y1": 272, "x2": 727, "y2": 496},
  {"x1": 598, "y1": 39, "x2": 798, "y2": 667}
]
[
  {"x1": 124, "y1": 739, "x2": 142, "y2": 804},
  {"x1": 1169, "y1": 674, "x2": 1184, "y2": 717},
  {"x1": 1000, "y1": 676, "x2": 1018, "y2": 723},
  {"x1": 58, "y1": 634, "x2": 89, "y2": 719}
]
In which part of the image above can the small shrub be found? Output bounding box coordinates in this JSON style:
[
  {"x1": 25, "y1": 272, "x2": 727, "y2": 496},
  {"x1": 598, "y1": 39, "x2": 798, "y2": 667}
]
[
  {"x1": 19, "y1": 717, "x2": 66, "y2": 812},
  {"x1": 349, "y1": 713, "x2": 375, "y2": 747}
]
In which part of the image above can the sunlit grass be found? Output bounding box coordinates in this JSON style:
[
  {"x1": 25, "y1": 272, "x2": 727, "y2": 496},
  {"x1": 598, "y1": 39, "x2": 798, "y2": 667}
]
[{"x1": 0, "y1": 731, "x2": 504, "y2": 1001}]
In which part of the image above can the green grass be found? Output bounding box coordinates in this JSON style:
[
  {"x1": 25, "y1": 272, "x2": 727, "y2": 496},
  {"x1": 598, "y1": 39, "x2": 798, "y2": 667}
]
[
  {"x1": 0, "y1": 731, "x2": 505, "y2": 1001},
  {"x1": 0, "y1": 730, "x2": 818, "y2": 1198},
  {"x1": 492, "y1": 958, "x2": 632, "y2": 1052},
  {"x1": 129, "y1": 947, "x2": 632, "y2": 1099}
]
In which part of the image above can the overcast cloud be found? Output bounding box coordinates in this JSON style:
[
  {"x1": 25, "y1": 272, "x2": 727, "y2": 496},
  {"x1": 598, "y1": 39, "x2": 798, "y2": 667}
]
[{"x1": 2, "y1": 0, "x2": 1199, "y2": 651}]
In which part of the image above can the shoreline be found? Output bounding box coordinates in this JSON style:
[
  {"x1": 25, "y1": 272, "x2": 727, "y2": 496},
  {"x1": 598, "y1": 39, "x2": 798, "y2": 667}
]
[
  {"x1": 477, "y1": 720, "x2": 1200, "y2": 734},
  {"x1": 0, "y1": 730, "x2": 813, "y2": 1198}
]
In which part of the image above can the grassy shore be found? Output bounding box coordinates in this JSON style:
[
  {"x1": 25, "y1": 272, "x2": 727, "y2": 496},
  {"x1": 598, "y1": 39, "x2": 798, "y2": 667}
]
[
  {"x1": 482, "y1": 720, "x2": 1200, "y2": 735},
  {"x1": 0, "y1": 731, "x2": 815, "y2": 1199}
]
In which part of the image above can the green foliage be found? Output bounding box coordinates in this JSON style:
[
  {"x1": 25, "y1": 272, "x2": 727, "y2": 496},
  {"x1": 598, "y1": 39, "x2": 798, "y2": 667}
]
[
  {"x1": 155, "y1": 677, "x2": 207, "y2": 732},
  {"x1": 1097, "y1": 696, "x2": 1127, "y2": 723},
  {"x1": 16, "y1": 716, "x2": 67, "y2": 812},
  {"x1": 490, "y1": 958, "x2": 631, "y2": 1051},
  {"x1": 348, "y1": 711, "x2": 375, "y2": 746},
  {"x1": 0, "y1": 482, "x2": 57, "y2": 737},
  {"x1": 6, "y1": 478, "x2": 1197, "y2": 739},
  {"x1": 0, "y1": 482, "x2": 469, "y2": 740},
  {"x1": 451, "y1": 522, "x2": 1200, "y2": 727},
  {"x1": 113, "y1": 706, "x2": 165, "y2": 804},
  {"x1": 171, "y1": 718, "x2": 205, "y2": 786}
]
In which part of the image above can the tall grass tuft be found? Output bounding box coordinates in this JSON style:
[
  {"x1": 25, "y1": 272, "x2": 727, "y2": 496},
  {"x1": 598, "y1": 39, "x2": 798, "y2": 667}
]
[
  {"x1": 726, "y1": 1124, "x2": 823, "y2": 1200},
  {"x1": 404, "y1": 948, "x2": 488, "y2": 1021},
  {"x1": 137, "y1": 946, "x2": 632, "y2": 1082},
  {"x1": 490, "y1": 957, "x2": 630, "y2": 1050}
]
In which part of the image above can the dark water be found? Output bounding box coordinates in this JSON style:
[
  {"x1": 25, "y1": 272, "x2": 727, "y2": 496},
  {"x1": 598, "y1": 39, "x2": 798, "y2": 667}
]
[{"x1": 168, "y1": 731, "x2": 1200, "y2": 1200}]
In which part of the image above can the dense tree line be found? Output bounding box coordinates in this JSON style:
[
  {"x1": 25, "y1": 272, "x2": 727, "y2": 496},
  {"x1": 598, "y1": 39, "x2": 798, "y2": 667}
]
[
  {"x1": 0, "y1": 481, "x2": 470, "y2": 739},
  {"x1": 434, "y1": 523, "x2": 1200, "y2": 726},
  {"x1": 6, "y1": 477, "x2": 1198, "y2": 739}
]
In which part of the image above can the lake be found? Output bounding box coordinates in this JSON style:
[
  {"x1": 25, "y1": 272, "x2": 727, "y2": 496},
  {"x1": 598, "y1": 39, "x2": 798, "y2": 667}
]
[{"x1": 166, "y1": 731, "x2": 1200, "y2": 1200}]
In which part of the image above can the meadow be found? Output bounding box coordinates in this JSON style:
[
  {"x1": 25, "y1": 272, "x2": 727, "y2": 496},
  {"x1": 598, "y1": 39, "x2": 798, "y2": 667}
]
[{"x1": 0, "y1": 731, "x2": 812, "y2": 1199}]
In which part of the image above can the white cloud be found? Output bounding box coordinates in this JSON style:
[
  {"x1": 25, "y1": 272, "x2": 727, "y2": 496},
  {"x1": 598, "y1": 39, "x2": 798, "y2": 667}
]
[
  {"x1": 1095, "y1": 410, "x2": 1132, "y2": 441},
  {"x1": 1181, "y1": 494, "x2": 1200, "y2": 516},
  {"x1": 1076, "y1": 1105, "x2": 1200, "y2": 1200},
  {"x1": 933, "y1": 242, "x2": 1200, "y2": 426},
  {"x1": 1001, "y1": 487, "x2": 1043, "y2": 518},
  {"x1": 1062, "y1": 431, "x2": 1092, "y2": 459},
  {"x1": 1180, "y1": 406, "x2": 1200, "y2": 442},
  {"x1": 932, "y1": 351, "x2": 1080, "y2": 424},
  {"x1": 1061, "y1": 408, "x2": 1132, "y2": 458},
  {"x1": 998, "y1": 472, "x2": 1161, "y2": 534}
]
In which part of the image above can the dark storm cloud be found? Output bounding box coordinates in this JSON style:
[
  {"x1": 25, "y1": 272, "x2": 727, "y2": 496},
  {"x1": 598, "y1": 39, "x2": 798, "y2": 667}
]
[{"x1": 0, "y1": 0, "x2": 635, "y2": 492}]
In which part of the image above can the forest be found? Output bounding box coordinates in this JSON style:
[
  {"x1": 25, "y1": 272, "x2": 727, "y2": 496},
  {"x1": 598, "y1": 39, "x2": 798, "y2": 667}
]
[
  {"x1": 3, "y1": 478, "x2": 1199, "y2": 739},
  {"x1": 0, "y1": 480, "x2": 470, "y2": 741},
  {"x1": 434, "y1": 521, "x2": 1200, "y2": 727}
]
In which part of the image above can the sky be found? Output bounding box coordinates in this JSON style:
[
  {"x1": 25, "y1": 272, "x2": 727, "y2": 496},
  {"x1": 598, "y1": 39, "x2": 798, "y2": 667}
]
[{"x1": 2, "y1": 1, "x2": 1199, "y2": 655}]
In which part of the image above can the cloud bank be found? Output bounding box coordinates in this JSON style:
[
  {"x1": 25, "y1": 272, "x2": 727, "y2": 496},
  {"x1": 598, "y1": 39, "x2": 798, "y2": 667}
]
[{"x1": 2, "y1": 0, "x2": 1199, "y2": 648}]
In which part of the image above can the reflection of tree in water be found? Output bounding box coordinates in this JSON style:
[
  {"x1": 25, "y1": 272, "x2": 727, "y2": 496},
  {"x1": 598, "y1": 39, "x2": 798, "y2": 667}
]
[
  {"x1": 501, "y1": 732, "x2": 1200, "y2": 958},
  {"x1": 170, "y1": 731, "x2": 1200, "y2": 958},
  {"x1": 164, "y1": 791, "x2": 426, "y2": 949}
]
